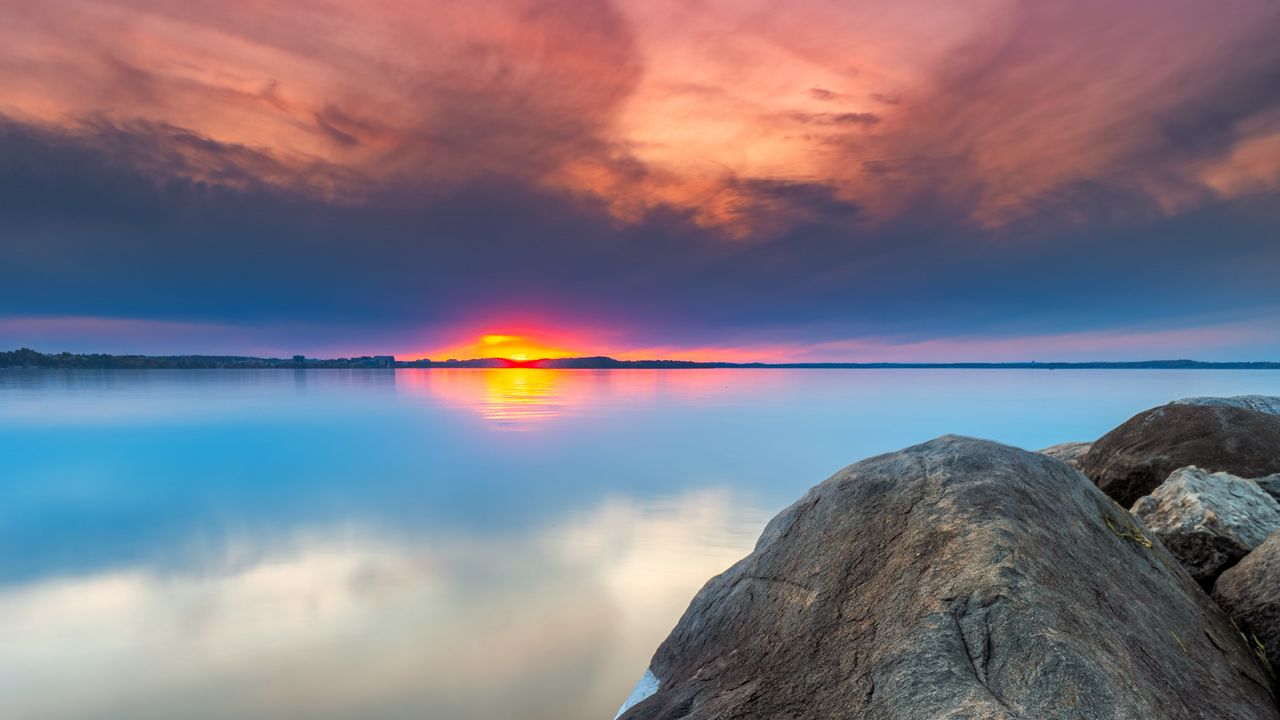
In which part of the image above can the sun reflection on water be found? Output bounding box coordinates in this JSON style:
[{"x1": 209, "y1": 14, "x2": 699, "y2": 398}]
[
  {"x1": 402, "y1": 369, "x2": 570, "y2": 428},
  {"x1": 477, "y1": 369, "x2": 564, "y2": 425},
  {"x1": 397, "y1": 368, "x2": 792, "y2": 430}
]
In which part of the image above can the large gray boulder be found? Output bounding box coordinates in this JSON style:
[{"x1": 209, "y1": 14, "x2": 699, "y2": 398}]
[
  {"x1": 1038, "y1": 441, "x2": 1092, "y2": 470},
  {"x1": 1080, "y1": 404, "x2": 1280, "y2": 507},
  {"x1": 1174, "y1": 395, "x2": 1280, "y2": 415},
  {"x1": 1131, "y1": 466, "x2": 1280, "y2": 587},
  {"x1": 1214, "y1": 532, "x2": 1280, "y2": 681},
  {"x1": 618, "y1": 436, "x2": 1277, "y2": 720}
]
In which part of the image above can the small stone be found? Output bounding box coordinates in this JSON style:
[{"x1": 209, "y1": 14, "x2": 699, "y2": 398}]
[
  {"x1": 1131, "y1": 466, "x2": 1280, "y2": 587},
  {"x1": 1038, "y1": 441, "x2": 1092, "y2": 469}
]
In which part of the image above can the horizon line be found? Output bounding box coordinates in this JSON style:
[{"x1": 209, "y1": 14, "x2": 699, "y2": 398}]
[{"x1": 3, "y1": 348, "x2": 1279, "y2": 369}]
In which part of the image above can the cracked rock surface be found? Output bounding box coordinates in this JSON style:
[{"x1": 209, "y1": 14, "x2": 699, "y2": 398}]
[
  {"x1": 619, "y1": 436, "x2": 1277, "y2": 720},
  {"x1": 1256, "y1": 474, "x2": 1280, "y2": 504}
]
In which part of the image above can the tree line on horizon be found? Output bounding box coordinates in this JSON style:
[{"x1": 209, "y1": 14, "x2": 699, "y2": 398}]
[{"x1": 3, "y1": 348, "x2": 1279, "y2": 370}]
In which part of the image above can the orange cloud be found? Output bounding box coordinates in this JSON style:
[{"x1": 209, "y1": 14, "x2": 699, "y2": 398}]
[
  {"x1": 0, "y1": 0, "x2": 639, "y2": 195},
  {"x1": 2, "y1": 0, "x2": 1278, "y2": 239}
]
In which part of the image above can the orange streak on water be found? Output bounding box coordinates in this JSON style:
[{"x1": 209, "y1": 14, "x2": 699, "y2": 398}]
[{"x1": 397, "y1": 368, "x2": 790, "y2": 430}]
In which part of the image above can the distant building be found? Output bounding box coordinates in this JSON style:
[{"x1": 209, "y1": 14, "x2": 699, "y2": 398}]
[
  {"x1": 293, "y1": 355, "x2": 305, "y2": 364},
  {"x1": 373, "y1": 355, "x2": 395, "y2": 368}
]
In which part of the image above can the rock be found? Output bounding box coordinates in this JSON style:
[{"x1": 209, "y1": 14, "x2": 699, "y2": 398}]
[
  {"x1": 1173, "y1": 395, "x2": 1280, "y2": 415},
  {"x1": 618, "y1": 436, "x2": 1277, "y2": 720},
  {"x1": 614, "y1": 669, "x2": 660, "y2": 719},
  {"x1": 1130, "y1": 466, "x2": 1280, "y2": 587},
  {"x1": 1214, "y1": 532, "x2": 1280, "y2": 680},
  {"x1": 1255, "y1": 474, "x2": 1280, "y2": 504},
  {"x1": 1038, "y1": 441, "x2": 1092, "y2": 469},
  {"x1": 1079, "y1": 404, "x2": 1280, "y2": 507}
]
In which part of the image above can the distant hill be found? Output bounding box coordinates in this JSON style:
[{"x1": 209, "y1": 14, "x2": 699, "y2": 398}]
[{"x1": 3, "y1": 348, "x2": 1278, "y2": 370}]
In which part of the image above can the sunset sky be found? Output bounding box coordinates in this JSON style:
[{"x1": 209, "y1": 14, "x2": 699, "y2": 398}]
[{"x1": 2, "y1": 0, "x2": 1278, "y2": 361}]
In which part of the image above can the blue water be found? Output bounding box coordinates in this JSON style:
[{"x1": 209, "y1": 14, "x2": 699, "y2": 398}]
[{"x1": 2, "y1": 368, "x2": 1278, "y2": 719}]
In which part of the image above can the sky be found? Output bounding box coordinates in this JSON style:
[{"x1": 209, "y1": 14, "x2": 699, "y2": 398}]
[{"x1": 1, "y1": 0, "x2": 1278, "y2": 362}]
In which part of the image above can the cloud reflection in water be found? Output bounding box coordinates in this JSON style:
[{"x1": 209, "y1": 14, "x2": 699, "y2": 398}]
[{"x1": 0, "y1": 490, "x2": 767, "y2": 720}]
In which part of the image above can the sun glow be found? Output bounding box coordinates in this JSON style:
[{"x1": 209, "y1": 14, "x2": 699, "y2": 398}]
[{"x1": 425, "y1": 331, "x2": 584, "y2": 363}]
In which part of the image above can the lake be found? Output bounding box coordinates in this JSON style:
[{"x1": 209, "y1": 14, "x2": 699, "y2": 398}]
[{"x1": 3, "y1": 368, "x2": 1279, "y2": 719}]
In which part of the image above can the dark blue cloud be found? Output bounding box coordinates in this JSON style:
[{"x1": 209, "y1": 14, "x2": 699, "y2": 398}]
[{"x1": 0, "y1": 114, "x2": 1277, "y2": 356}]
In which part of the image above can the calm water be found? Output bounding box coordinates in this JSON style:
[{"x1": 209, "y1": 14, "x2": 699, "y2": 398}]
[{"x1": 3, "y1": 368, "x2": 1279, "y2": 719}]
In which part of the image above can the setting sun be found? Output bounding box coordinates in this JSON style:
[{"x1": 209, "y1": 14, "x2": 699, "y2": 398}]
[{"x1": 427, "y1": 331, "x2": 585, "y2": 363}]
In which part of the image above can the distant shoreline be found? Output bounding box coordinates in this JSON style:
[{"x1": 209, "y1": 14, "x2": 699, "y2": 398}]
[{"x1": 3, "y1": 349, "x2": 1278, "y2": 370}]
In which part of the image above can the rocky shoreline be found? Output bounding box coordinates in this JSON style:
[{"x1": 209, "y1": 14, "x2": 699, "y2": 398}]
[{"x1": 617, "y1": 395, "x2": 1280, "y2": 719}]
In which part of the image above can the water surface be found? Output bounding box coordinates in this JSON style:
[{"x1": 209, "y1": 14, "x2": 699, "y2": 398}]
[{"x1": 3, "y1": 368, "x2": 1278, "y2": 719}]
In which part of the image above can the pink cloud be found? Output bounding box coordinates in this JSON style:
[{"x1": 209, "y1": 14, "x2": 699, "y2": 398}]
[
  {"x1": 612, "y1": 316, "x2": 1280, "y2": 363},
  {"x1": 782, "y1": 321, "x2": 1280, "y2": 363},
  {"x1": 5, "y1": 314, "x2": 1278, "y2": 362}
]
